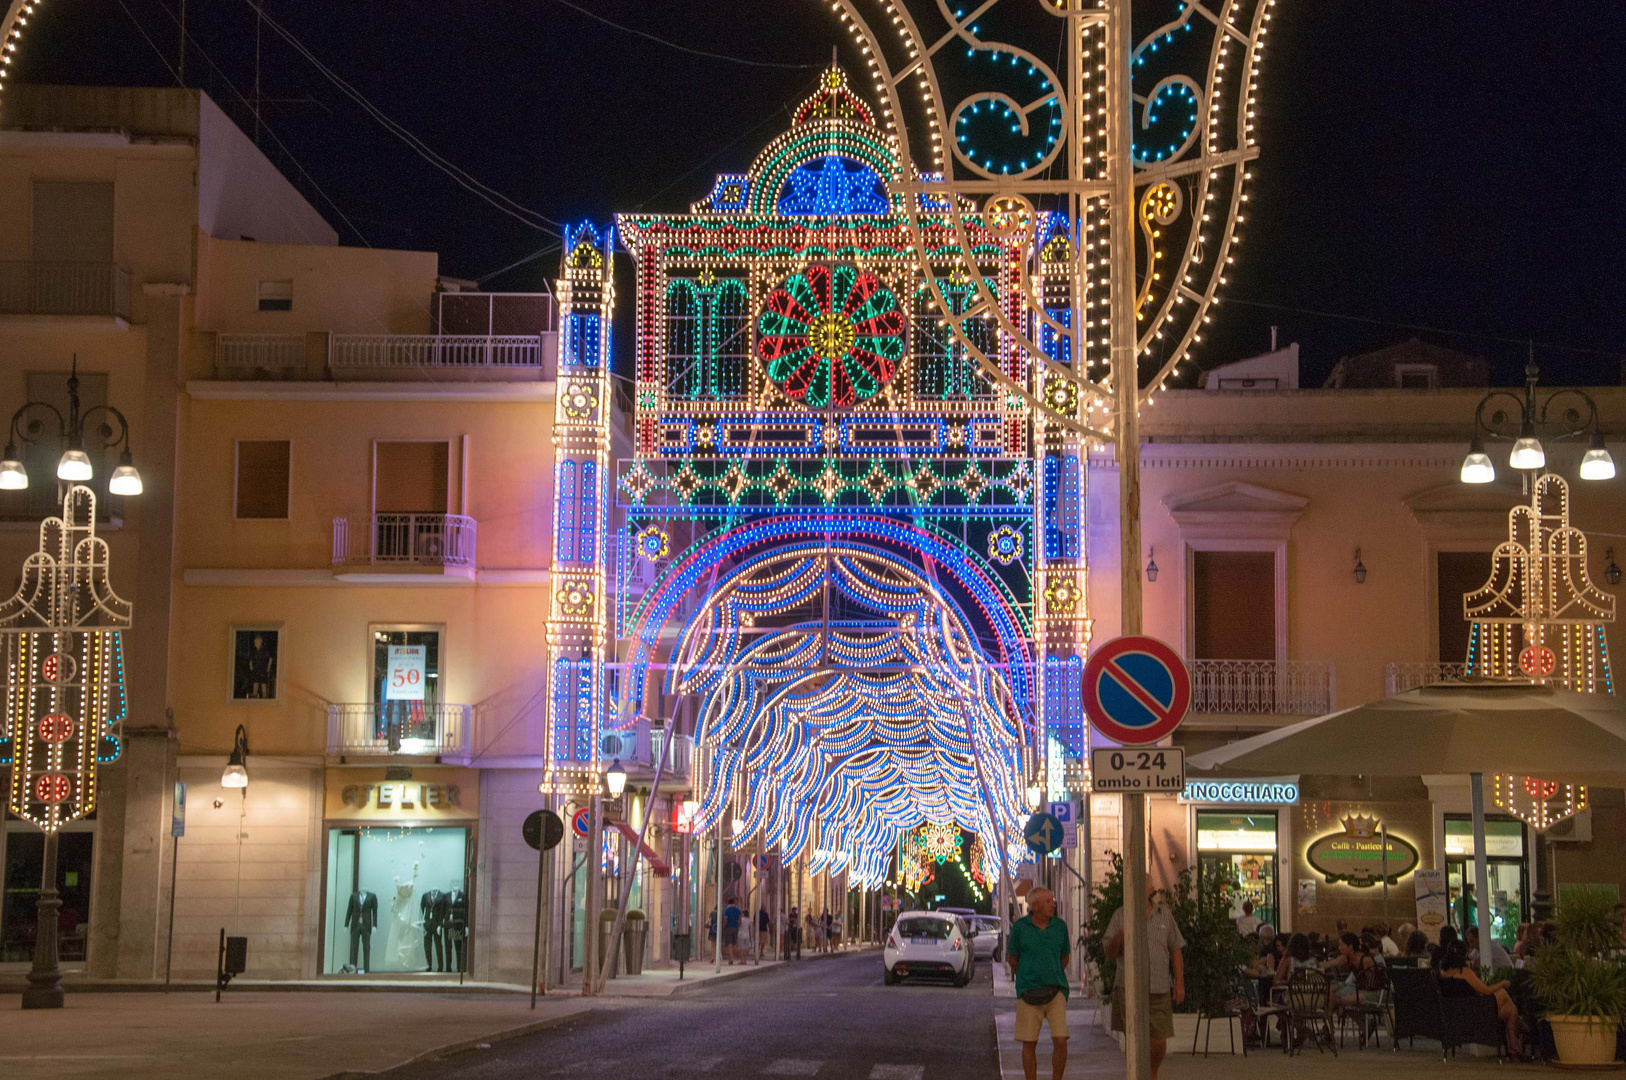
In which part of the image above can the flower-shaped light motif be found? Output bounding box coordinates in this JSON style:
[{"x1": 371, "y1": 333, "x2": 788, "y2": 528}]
[
  {"x1": 988, "y1": 525, "x2": 1023, "y2": 566},
  {"x1": 635, "y1": 526, "x2": 669, "y2": 562},
  {"x1": 1044, "y1": 577, "x2": 1080, "y2": 616},
  {"x1": 756, "y1": 264, "x2": 905, "y2": 408}
]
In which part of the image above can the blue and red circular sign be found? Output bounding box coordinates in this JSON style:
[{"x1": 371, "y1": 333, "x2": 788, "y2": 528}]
[
  {"x1": 571, "y1": 807, "x2": 592, "y2": 839},
  {"x1": 1082, "y1": 635, "x2": 1191, "y2": 745}
]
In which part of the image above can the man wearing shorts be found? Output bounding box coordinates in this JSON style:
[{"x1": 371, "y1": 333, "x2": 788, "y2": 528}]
[
  {"x1": 1008, "y1": 887, "x2": 1071, "y2": 1080},
  {"x1": 1105, "y1": 890, "x2": 1186, "y2": 1080},
  {"x1": 722, "y1": 898, "x2": 742, "y2": 964}
]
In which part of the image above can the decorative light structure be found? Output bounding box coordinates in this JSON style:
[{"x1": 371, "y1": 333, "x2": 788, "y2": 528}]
[
  {"x1": 1493, "y1": 773, "x2": 1587, "y2": 833},
  {"x1": 0, "y1": 484, "x2": 130, "y2": 1008},
  {"x1": 1464, "y1": 474, "x2": 1615, "y2": 693}
]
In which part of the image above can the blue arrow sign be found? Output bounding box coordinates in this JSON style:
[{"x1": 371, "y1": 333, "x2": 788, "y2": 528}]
[{"x1": 1024, "y1": 811, "x2": 1063, "y2": 856}]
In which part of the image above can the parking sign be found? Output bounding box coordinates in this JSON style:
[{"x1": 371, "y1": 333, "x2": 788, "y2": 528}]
[{"x1": 1048, "y1": 799, "x2": 1079, "y2": 850}]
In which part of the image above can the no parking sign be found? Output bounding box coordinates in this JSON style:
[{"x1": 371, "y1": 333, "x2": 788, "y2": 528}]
[{"x1": 1082, "y1": 636, "x2": 1191, "y2": 745}]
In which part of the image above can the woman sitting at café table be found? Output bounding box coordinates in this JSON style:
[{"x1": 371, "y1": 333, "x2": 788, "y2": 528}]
[
  {"x1": 1437, "y1": 940, "x2": 1522, "y2": 1055},
  {"x1": 1327, "y1": 932, "x2": 1384, "y2": 1009}
]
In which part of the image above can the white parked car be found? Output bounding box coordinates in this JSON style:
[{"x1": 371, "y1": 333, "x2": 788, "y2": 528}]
[
  {"x1": 884, "y1": 911, "x2": 974, "y2": 986},
  {"x1": 970, "y1": 915, "x2": 1005, "y2": 961}
]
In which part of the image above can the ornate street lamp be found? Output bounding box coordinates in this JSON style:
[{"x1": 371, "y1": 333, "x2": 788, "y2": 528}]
[
  {"x1": 0, "y1": 484, "x2": 130, "y2": 1009},
  {"x1": 0, "y1": 359, "x2": 143, "y2": 496},
  {"x1": 1461, "y1": 352, "x2": 1614, "y2": 486}
]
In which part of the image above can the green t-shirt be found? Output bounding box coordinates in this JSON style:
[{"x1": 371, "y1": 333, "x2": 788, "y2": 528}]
[{"x1": 1009, "y1": 914, "x2": 1071, "y2": 999}]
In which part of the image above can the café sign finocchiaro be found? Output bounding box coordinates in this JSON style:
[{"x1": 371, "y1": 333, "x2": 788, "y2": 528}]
[{"x1": 1305, "y1": 814, "x2": 1420, "y2": 887}]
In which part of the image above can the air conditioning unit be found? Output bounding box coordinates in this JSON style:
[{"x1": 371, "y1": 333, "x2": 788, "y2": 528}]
[
  {"x1": 1546, "y1": 808, "x2": 1592, "y2": 843},
  {"x1": 600, "y1": 731, "x2": 634, "y2": 759}
]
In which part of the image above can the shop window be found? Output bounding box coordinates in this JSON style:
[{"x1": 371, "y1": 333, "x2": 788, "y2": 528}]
[
  {"x1": 1437, "y1": 551, "x2": 1493, "y2": 663},
  {"x1": 323, "y1": 826, "x2": 469, "y2": 974},
  {"x1": 1192, "y1": 551, "x2": 1275, "y2": 660},
  {"x1": 2, "y1": 828, "x2": 94, "y2": 963},
  {"x1": 235, "y1": 440, "x2": 291, "y2": 519},
  {"x1": 1196, "y1": 811, "x2": 1278, "y2": 931},
  {"x1": 257, "y1": 279, "x2": 293, "y2": 312},
  {"x1": 1444, "y1": 815, "x2": 1527, "y2": 951},
  {"x1": 372, "y1": 628, "x2": 442, "y2": 752}
]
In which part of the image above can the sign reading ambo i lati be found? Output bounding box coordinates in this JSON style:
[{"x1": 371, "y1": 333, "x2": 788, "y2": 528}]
[{"x1": 1305, "y1": 814, "x2": 1419, "y2": 887}]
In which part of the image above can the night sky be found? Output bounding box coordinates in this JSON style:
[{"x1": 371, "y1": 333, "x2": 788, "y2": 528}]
[{"x1": 10, "y1": 0, "x2": 1624, "y2": 387}]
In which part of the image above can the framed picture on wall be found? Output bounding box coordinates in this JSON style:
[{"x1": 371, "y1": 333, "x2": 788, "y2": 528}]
[{"x1": 230, "y1": 626, "x2": 281, "y2": 702}]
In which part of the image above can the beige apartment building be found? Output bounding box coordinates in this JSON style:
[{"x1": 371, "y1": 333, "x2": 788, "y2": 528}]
[{"x1": 0, "y1": 85, "x2": 660, "y2": 987}]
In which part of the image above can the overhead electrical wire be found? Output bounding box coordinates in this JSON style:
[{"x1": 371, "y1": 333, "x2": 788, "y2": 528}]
[
  {"x1": 547, "y1": 0, "x2": 825, "y2": 70},
  {"x1": 242, "y1": 1, "x2": 565, "y2": 238}
]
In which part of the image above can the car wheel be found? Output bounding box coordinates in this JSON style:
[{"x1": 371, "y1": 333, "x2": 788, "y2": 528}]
[
  {"x1": 992, "y1": 945, "x2": 1003, "y2": 963},
  {"x1": 884, "y1": 968, "x2": 898, "y2": 985}
]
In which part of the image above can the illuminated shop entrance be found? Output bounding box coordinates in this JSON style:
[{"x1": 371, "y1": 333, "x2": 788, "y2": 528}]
[
  {"x1": 1197, "y1": 812, "x2": 1279, "y2": 930},
  {"x1": 1444, "y1": 815, "x2": 1527, "y2": 951}
]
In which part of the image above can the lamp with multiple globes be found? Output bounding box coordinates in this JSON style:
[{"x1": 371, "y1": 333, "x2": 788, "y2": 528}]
[
  {"x1": 1, "y1": 360, "x2": 143, "y2": 498},
  {"x1": 1461, "y1": 355, "x2": 1613, "y2": 487}
]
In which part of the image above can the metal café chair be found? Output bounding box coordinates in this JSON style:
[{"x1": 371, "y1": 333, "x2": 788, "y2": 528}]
[{"x1": 1286, "y1": 968, "x2": 1338, "y2": 1056}]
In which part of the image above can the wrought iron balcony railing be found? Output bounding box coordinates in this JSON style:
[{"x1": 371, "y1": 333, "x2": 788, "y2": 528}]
[
  {"x1": 1385, "y1": 662, "x2": 1469, "y2": 697},
  {"x1": 329, "y1": 334, "x2": 545, "y2": 369},
  {"x1": 1189, "y1": 659, "x2": 1335, "y2": 716},
  {"x1": 332, "y1": 513, "x2": 476, "y2": 568},
  {"x1": 327, "y1": 702, "x2": 471, "y2": 760},
  {"x1": 0, "y1": 261, "x2": 132, "y2": 320},
  {"x1": 600, "y1": 718, "x2": 694, "y2": 777},
  {"x1": 214, "y1": 333, "x2": 308, "y2": 376}
]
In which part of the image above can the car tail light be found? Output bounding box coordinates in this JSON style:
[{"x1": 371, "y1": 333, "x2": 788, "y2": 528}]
[{"x1": 888, "y1": 932, "x2": 900, "y2": 949}]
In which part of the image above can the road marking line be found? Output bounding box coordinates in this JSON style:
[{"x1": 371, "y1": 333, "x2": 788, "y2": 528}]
[
  {"x1": 764, "y1": 1060, "x2": 822, "y2": 1076},
  {"x1": 870, "y1": 1066, "x2": 924, "y2": 1080}
]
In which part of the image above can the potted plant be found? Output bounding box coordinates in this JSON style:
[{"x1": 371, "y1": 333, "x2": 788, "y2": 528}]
[{"x1": 1530, "y1": 886, "x2": 1626, "y2": 1066}]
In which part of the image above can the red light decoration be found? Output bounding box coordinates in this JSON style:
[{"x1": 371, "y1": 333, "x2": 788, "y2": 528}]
[
  {"x1": 34, "y1": 773, "x2": 70, "y2": 804},
  {"x1": 1519, "y1": 646, "x2": 1556, "y2": 677},
  {"x1": 1524, "y1": 776, "x2": 1559, "y2": 800},
  {"x1": 41, "y1": 654, "x2": 59, "y2": 682},
  {"x1": 37, "y1": 714, "x2": 73, "y2": 743}
]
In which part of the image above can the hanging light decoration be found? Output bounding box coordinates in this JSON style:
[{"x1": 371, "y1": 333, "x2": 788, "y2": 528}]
[{"x1": 1493, "y1": 773, "x2": 1587, "y2": 833}]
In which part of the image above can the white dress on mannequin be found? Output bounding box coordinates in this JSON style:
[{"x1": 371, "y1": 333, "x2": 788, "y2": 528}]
[{"x1": 385, "y1": 862, "x2": 420, "y2": 969}]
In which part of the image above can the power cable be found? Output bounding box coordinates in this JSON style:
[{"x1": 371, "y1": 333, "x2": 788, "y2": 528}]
[
  {"x1": 547, "y1": 0, "x2": 825, "y2": 70},
  {"x1": 114, "y1": 0, "x2": 183, "y2": 87},
  {"x1": 245, "y1": 2, "x2": 564, "y2": 237}
]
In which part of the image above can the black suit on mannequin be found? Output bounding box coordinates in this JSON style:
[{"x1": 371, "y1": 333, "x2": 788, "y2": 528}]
[
  {"x1": 345, "y1": 890, "x2": 378, "y2": 972},
  {"x1": 446, "y1": 888, "x2": 468, "y2": 972},
  {"x1": 420, "y1": 889, "x2": 445, "y2": 971}
]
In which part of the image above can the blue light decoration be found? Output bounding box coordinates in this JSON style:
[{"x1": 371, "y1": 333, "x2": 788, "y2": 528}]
[{"x1": 547, "y1": 64, "x2": 1083, "y2": 865}]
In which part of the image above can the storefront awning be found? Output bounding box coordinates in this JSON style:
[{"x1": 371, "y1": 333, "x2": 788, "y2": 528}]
[{"x1": 610, "y1": 820, "x2": 671, "y2": 877}]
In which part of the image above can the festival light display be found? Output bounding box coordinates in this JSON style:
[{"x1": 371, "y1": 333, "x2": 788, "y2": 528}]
[
  {"x1": 1493, "y1": 773, "x2": 1588, "y2": 833},
  {"x1": 1464, "y1": 474, "x2": 1615, "y2": 693},
  {"x1": 0, "y1": 485, "x2": 128, "y2": 830}
]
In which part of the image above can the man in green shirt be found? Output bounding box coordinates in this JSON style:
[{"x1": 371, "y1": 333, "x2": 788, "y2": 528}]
[{"x1": 1008, "y1": 887, "x2": 1071, "y2": 1080}]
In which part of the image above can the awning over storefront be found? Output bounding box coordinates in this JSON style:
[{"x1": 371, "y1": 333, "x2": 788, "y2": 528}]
[{"x1": 610, "y1": 820, "x2": 671, "y2": 876}]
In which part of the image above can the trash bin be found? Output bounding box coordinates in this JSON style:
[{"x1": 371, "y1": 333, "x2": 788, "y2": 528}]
[
  {"x1": 622, "y1": 916, "x2": 648, "y2": 976},
  {"x1": 671, "y1": 932, "x2": 692, "y2": 964}
]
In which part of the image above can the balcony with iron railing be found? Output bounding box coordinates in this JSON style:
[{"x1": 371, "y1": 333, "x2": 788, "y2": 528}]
[
  {"x1": 1189, "y1": 659, "x2": 1336, "y2": 717},
  {"x1": 332, "y1": 513, "x2": 477, "y2": 569},
  {"x1": 0, "y1": 261, "x2": 132, "y2": 321},
  {"x1": 1385, "y1": 662, "x2": 1470, "y2": 696},
  {"x1": 600, "y1": 718, "x2": 694, "y2": 779},
  {"x1": 326, "y1": 702, "x2": 471, "y2": 762},
  {"x1": 213, "y1": 333, "x2": 310, "y2": 379}
]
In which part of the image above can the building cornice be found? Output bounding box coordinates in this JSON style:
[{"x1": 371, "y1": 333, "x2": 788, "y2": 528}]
[{"x1": 185, "y1": 380, "x2": 557, "y2": 403}]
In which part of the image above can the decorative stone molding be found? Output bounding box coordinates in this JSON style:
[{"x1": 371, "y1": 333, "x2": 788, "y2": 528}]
[{"x1": 1163, "y1": 481, "x2": 1307, "y2": 540}]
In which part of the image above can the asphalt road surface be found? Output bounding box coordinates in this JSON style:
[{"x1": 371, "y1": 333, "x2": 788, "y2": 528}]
[{"x1": 385, "y1": 951, "x2": 999, "y2": 1080}]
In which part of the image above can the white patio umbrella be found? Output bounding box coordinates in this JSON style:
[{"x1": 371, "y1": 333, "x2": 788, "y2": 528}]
[{"x1": 1186, "y1": 681, "x2": 1626, "y2": 938}]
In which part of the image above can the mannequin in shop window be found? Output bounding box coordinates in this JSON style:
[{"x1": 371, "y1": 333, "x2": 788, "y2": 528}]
[
  {"x1": 421, "y1": 889, "x2": 450, "y2": 972},
  {"x1": 446, "y1": 889, "x2": 468, "y2": 972},
  {"x1": 386, "y1": 860, "x2": 421, "y2": 970},
  {"x1": 345, "y1": 889, "x2": 378, "y2": 973}
]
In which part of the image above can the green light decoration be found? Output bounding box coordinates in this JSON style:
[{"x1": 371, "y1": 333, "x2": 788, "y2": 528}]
[{"x1": 757, "y1": 263, "x2": 906, "y2": 409}]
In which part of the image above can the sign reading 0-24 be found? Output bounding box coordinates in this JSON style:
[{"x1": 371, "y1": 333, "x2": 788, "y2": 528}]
[{"x1": 1304, "y1": 814, "x2": 1419, "y2": 887}]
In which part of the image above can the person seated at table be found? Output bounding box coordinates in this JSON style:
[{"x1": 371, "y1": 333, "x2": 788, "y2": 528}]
[
  {"x1": 1466, "y1": 925, "x2": 1512, "y2": 969},
  {"x1": 1429, "y1": 924, "x2": 1460, "y2": 967},
  {"x1": 1404, "y1": 930, "x2": 1430, "y2": 958},
  {"x1": 1328, "y1": 932, "x2": 1384, "y2": 1009},
  {"x1": 1276, "y1": 932, "x2": 1315, "y2": 985},
  {"x1": 1437, "y1": 940, "x2": 1522, "y2": 1056},
  {"x1": 1375, "y1": 922, "x2": 1401, "y2": 957}
]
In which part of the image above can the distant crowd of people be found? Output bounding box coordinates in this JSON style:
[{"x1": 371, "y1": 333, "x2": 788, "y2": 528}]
[{"x1": 704, "y1": 900, "x2": 846, "y2": 964}]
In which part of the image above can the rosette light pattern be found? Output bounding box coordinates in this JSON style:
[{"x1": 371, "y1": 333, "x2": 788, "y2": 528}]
[{"x1": 756, "y1": 263, "x2": 905, "y2": 409}]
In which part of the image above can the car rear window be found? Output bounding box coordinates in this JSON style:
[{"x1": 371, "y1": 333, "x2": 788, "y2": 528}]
[{"x1": 897, "y1": 917, "x2": 953, "y2": 939}]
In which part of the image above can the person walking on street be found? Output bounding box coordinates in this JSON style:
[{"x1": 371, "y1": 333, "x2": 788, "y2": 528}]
[
  {"x1": 1105, "y1": 889, "x2": 1185, "y2": 1080},
  {"x1": 722, "y1": 898, "x2": 743, "y2": 965},
  {"x1": 788, "y1": 906, "x2": 802, "y2": 959},
  {"x1": 758, "y1": 906, "x2": 772, "y2": 958},
  {"x1": 821, "y1": 911, "x2": 833, "y2": 953},
  {"x1": 1009, "y1": 887, "x2": 1071, "y2": 1080}
]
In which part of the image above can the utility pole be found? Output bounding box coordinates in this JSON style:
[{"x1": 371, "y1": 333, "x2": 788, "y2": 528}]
[{"x1": 1109, "y1": 3, "x2": 1150, "y2": 1080}]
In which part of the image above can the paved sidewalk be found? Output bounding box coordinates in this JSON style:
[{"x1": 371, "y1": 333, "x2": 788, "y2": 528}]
[
  {"x1": 0, "y1": 990, "x2": 597, "y2": 1080},
  {"x1": 994, "y1": 999, "x2": 1552, "y2": 1080}
]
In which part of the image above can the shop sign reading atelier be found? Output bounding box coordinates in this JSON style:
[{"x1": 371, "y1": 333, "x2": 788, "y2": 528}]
[
  {"x1": 1305, "y1": 814, "x2": 1419, "y2": 887},
  {"x1": 325, "y1": 767, "x2": 480, "y2": 820},
  {"x1": 341, "y1": 782, "x2": 462, "y2": 812}
]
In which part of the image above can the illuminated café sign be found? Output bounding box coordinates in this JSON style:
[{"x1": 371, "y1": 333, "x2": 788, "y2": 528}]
[
  {"x1": 1305, "y1": 814, "x2": 1419, "y2": 887},
  {"x1": 1181, "y1": 776, "x2": 1299, "y2": 805},
  {"x1": 324, "y1": 767, "x2": 479, "y2": 821}
]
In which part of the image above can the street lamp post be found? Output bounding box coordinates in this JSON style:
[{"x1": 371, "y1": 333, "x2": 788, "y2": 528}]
[
  {"x1": 1460, "y1": 352, "x2": 1615, "y2": 488},
  {"x1": 0, "y1": 359, "x2": 144, "y2": 496}
]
